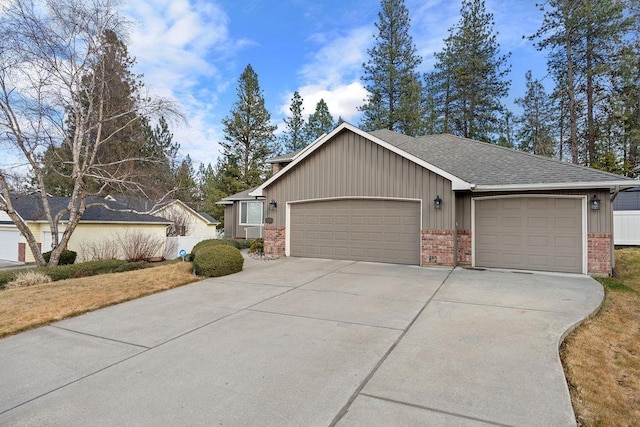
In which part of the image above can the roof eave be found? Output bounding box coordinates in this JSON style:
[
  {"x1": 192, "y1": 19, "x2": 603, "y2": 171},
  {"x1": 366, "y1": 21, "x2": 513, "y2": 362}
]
[
  {"x1": 471, "y1": 181, "x2": 640, "y2": 192},
  {"x1": 250, "y1": 123, "x2": 472, "y2": 196}
]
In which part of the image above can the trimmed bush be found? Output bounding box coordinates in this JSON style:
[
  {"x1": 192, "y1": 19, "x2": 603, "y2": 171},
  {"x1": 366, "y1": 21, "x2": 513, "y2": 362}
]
[
  {"x1": 42, "y1": 249, "x2": 77, "y2": 265},
  {"x1": 0, "y1": 259, "x2": 129, "y2": 289},
  {"x1": 193, "y1": 245, "x2": 244, "y2": 278},
  {"x1": 248, "y1": 238, "x2": 264, "y2": 254},
  {"x1": 6, "y1": 271, "x2": 52, "y2": 289},
  {"x1": 112, "y1": 261, "x2": 148, "y2": 273},
  {"x1": 191, "y1": 239, "x2": 228, "y2": 256},
  {"x1": 223, "y1": 238, "x2": 252, "y2": 249}
]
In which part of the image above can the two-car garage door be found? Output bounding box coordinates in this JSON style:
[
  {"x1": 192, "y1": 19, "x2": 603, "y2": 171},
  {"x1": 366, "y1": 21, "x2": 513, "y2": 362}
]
[
  {"x1": 290, "y1": 199, "x2": 420, "y2": 265},
  {"x1": 474, "y1": 197, "x2": 584, "y2": 273}
]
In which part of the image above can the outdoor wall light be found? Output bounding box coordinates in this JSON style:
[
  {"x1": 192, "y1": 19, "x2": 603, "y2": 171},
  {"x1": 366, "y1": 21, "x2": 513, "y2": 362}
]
[
  {"x1": 269, "y1": 199, "x2": 277, "y2": 210},
  {"x1": 434, "y1": 195, "x2": 442, "y2": 210},
  {"x1": 590, "y1": 195, "x2": 601, "y2": 211}
]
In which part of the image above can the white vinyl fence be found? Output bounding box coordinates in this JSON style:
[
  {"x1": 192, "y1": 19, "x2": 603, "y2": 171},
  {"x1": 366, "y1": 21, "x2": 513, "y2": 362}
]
[
  {"x1": 614, "y1": 211, "x2": 640, "y2": 245},
  {"x1": 165, "y1": 233, "x2": 222, "y2": 259}
]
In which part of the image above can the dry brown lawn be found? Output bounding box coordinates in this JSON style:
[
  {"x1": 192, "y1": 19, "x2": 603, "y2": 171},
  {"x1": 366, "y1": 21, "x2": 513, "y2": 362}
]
[
  {"x1": 561, "y1": 248, "x2": 640, "y2": 426},
  {"x1": 0, "y1": 262, "x2": 199, "y2": 338}
]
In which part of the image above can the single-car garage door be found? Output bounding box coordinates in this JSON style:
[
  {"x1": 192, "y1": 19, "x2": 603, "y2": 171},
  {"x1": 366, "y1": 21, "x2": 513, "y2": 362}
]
[
  {"x1": 290, "y1": 199, "x2": 420, "y2": 265},
  {"x1": 475, "y1": 197, "x2": 583, "y2": 273},
  {"x1": 0, "y1": 228, "x2": 21, "y2": 262}
]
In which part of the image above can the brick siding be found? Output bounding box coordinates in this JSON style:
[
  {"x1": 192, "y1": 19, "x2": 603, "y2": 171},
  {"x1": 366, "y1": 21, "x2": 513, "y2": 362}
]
[
  {"x1": 456, "y1": 230, "x2": 472, "y2": 265},
  {"x1": 421, "y1": 229, "x2": 455, "y2": 266},
  {"x1": 588, "y1": 232, "x2": 612, "y2": 275},
  {"x1": 18, "y1": 242, "x2": 41, "y2": 263},
  {"x1": 264, "y1": 226, "x2": 286, "y2": 256}
]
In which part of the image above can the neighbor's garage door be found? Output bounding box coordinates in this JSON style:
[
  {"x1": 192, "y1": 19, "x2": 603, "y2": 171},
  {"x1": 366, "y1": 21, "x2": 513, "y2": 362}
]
[
  {"x1": 475, "y1": 197, "x2": 583, "y2": 273},
  {"x1": 290, "y1": 199, "x2": 420, "y2": 265},
  {"x1": 0, "y1": 228, "x2": 21, "y2": 262}
]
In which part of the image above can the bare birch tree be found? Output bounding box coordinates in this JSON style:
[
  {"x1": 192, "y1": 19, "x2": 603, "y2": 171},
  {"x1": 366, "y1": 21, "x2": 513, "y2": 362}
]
[{"x1": 0, "y1": 0, "x2": 180, "y2": 266}]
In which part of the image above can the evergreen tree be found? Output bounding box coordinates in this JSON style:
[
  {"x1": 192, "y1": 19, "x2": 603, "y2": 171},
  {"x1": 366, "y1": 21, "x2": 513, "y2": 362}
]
[
  {"x1": 174, "y1": 155, "x2": 196, "y2": 203},
  {"x1": 359, "y1": 0, "x2": 424, "y2": 135},
  {"x1": 496, "y1": 111, "x2": 515, "y2": 149},
  {"x1": 532, "y1": 0, "x2": 630, "y2": 165},
  {"x1": 196, "y1": 161, "x2": 228, "y2": 225},
  {"x1": 220, "y1": 64, "x2": 276, "y2": 190},
  {"x1": 515, "y1": 71, "x2": 555, "y2": 156},
  {"x1": 431, "y1": 0, "x2": 511, "y2": 141},
  {"x1": 305, "y1": 99, "x2": 335, "y2": 141},
  {"x1": 138, "y1": 116, "x2": 181, "y2": 199},
  {"x1": 280, "y1": 91, "x2": 306, "y2": 153}
]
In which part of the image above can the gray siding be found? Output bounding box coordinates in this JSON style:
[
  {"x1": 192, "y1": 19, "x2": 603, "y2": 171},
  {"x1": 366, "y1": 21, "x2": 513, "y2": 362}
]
[
  {"x1": 456, "y1": 189, "x2": 612, "y2": 233},
  {"x1": 264, "y1": 129, "x2": 454, "y2": 230},
  {"x1": 224, "y1": 205, "x2": 234, "y2": 238}
]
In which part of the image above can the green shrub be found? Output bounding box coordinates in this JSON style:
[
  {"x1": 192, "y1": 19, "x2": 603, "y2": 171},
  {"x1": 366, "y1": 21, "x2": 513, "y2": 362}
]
[
  {"x1": 248, "y1": 238, "x2": 264, "y2": 254},
  {"x1": 0, "y1": 259, "x2": 131, "y2": 289},
  {"x1": 42, "y1": 249, "x2": 77, "y2": 265},
  {"x1": 193, "y1": 245, "x2": 244, "y2": 278},
  {"x1": 112, "y1": 261, "x2": 148, "y2": 273},
  {"x1": 191, "y1": 239, "x2": 228, "y2": 255}
]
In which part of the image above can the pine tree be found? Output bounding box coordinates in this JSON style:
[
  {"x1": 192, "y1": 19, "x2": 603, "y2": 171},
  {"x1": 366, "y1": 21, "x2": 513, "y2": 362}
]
[
  {"x1": 359, "y1": 0, "x2": 424, "y2": 135},
  {"x1": 304, "y1": 99, "x2": 335, "y2": 141},
  {"x1": 281, "y1": 91, "x2": 306, "y2": 153},
  {"x1": 532, "y1": 0, "x2": 630, "y2": 165},
  {"x1": 221, "y1": 64, "x2": 277, "y2": 190},
  {"x1": 515, "y1": 71, "x2": 555, "y2": 156},
  {"x1": 174, "y1": 155, "x2": 196, "y2": 203},
  {"x1": 431, "y1": 0, "x2": 511, "y2": 141}
]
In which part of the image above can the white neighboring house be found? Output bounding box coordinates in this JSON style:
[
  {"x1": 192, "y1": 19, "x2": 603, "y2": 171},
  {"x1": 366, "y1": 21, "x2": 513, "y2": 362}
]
[
  {"x1": 151, "y1": 200, "x2": 221, "y2": 257},
  {"x1": 613, "y1": 187, "x2": 640, "y2": 245}
]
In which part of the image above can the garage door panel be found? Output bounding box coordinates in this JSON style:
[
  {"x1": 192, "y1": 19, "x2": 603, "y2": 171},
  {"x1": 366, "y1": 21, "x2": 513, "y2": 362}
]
[
  {"x1": 0, "y1": 228, "x2": 21, "y2": 262},
  {"x1": 475, "y1": 197, "x2": 583, "y2": 273},
  {"x1": 291, "y1": 199, "x2": 420, "y2": 265}
]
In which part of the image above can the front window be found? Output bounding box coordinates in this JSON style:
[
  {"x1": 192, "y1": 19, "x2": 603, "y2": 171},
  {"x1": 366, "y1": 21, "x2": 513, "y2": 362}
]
[{"x1": 240, "y1": 201, "x2": 264, "y2": 225}]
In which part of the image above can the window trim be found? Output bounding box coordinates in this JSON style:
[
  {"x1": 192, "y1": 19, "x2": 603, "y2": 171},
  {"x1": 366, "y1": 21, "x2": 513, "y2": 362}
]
[{"x1": 239, "y1": 201, "x2": 264, "y2": 226}]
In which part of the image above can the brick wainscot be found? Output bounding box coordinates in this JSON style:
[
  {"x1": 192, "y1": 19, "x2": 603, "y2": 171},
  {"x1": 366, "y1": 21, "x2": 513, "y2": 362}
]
[
  {"x1": 264, "y1": 226, "x2": 286, "y2": 256},
  {"x1": 421, "y1": 229, "x2": 455, "y2": 266}
]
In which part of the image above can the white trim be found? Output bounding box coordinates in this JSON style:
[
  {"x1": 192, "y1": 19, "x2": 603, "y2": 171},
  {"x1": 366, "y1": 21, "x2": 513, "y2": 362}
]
[
  {"x1": 285, "y1": 203, "x2": 291, "y2": 257},
  {"x1": 471, "y1": 194, "x2": 588, "y2": 275},
  {"x1": 473, "y1": 182, "x2": 640, "y2": 192},
  {"x1": 238, "y1": 200, "x2": 264, "y2": 226},
  {"x1": 249, "y1": 122, "x2": 472, "y2": 197},
  {"x1": 284, "y1": 196, "x2": 422, "y2": 262}
]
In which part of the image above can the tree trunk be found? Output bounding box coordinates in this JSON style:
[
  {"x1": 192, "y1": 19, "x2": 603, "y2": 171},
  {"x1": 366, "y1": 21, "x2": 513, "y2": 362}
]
[{"x1": 565, "y1": 14, "x2": 579, "y2": 164}]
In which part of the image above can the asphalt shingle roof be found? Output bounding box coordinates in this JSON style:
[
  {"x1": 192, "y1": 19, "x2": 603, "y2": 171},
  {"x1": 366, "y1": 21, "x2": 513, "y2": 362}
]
[
  {"x1": 267, "y1": 149, "x2": 304, "y2": 164},
  {"x1": 370, "y1": 130, "x2": 633, "y2": 186},
  {"x1": 219, "y1": 187, "x2": 261, "y2": 203},
  {"x1": 10, "y1": 194, "x2": 170, "y2": 223}
]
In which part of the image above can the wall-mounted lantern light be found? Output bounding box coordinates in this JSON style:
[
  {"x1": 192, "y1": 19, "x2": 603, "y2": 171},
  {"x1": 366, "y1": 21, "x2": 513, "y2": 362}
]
[
  {"x1": 434, "y1": 195, "x2": 442, "y2": 210},
  {"x1": 590, "y1": 195, "x2": 601, "y2": 211},
  {"x1": 269, "y1": 199, "x2": 277, "y2": 210}
]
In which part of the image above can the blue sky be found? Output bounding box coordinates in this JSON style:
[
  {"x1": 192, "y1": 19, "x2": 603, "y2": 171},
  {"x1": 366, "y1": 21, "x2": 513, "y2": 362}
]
[{"x1": 124, "y1": 0, "x2": 549, "y2": 170}]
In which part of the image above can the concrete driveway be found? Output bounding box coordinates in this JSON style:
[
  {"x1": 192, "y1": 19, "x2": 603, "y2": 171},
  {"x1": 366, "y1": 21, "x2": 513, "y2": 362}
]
[{"x1": 0, "y1": 256, "x2": 603, "y2": 426}]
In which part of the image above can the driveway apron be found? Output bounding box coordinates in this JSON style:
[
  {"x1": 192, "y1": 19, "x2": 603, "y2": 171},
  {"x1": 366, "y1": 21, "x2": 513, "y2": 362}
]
[{"x1": 0, "y1": 258, "x2": 602, "y2": 426}]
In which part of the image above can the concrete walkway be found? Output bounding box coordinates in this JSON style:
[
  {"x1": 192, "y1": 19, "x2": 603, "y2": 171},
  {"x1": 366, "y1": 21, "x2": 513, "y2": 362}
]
[{"x1": 0, "y1": 257, "x2": 603, "y2": 426}]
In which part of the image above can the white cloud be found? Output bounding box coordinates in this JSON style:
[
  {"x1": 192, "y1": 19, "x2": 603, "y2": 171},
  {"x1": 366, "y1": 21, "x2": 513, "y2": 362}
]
[
  {"x1": 123, "y1": 0, "x2": 251, "y2": 168},
  {"x1": 279, "y1": 26, "x2": 372, "y2": 125}
]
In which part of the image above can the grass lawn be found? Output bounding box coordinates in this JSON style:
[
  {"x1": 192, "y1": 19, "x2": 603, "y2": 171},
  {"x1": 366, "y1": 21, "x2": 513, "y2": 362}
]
[
  {"x1": 561, "y1": 247, "x2": 640, "y2": 426},
  {"x1": 0, "y1": 262, "x2": 199, "y2": 338}
]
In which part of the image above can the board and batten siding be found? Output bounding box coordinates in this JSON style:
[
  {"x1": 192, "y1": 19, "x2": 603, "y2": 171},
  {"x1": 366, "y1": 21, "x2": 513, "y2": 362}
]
[
  {"x1": 264, "y1": 129, "x2": 454, "y2": 230},
  {"x1": 455, "y1": 189, "x2": 612, "y2": 233}
]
